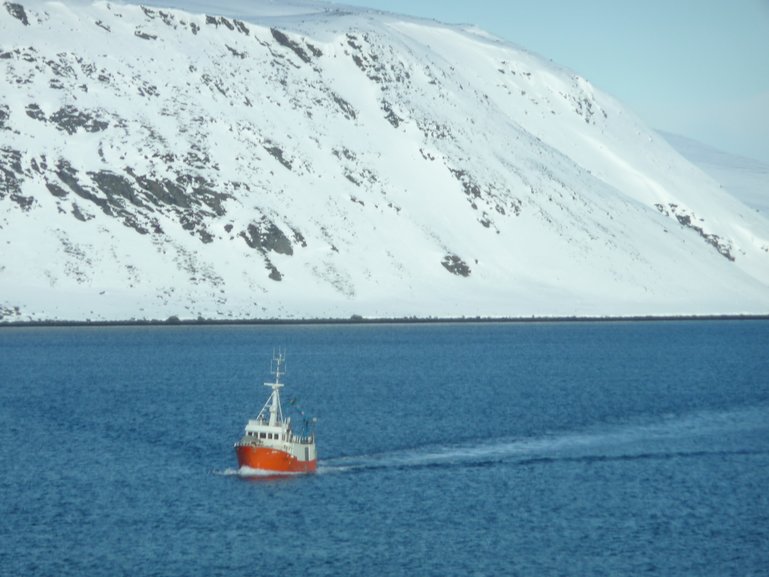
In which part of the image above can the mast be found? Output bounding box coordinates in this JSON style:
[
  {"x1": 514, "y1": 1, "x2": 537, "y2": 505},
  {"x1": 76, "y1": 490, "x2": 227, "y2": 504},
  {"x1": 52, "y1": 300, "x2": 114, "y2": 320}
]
[{"x1": 264, "y1": 350, "x2": 285, "y2": 426}]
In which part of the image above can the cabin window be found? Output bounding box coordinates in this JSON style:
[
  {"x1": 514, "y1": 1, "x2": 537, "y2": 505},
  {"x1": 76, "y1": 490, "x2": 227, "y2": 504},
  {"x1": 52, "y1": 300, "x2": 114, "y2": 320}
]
[{"x1": 260, "y1": 432, "x2": 266, "y2": 439}]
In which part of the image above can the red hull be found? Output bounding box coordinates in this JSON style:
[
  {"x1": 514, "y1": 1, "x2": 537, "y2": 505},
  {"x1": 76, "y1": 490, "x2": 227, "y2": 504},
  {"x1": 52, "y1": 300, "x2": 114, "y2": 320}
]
[{"x1": 236, "y1": 445, "x2": 317, "y2": 474}]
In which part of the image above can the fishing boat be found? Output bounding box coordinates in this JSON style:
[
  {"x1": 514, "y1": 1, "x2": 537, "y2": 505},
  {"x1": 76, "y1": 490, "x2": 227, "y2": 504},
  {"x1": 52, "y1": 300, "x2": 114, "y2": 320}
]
[{"x1": 234, "y1": 352, "x2": 317, "y2": 473}]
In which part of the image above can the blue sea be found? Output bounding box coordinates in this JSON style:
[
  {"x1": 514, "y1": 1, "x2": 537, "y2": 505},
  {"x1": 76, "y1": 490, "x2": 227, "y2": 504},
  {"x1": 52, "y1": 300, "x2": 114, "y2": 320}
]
[{"x1": 1, "y1": 320, "x2": 768, "y2": 576}]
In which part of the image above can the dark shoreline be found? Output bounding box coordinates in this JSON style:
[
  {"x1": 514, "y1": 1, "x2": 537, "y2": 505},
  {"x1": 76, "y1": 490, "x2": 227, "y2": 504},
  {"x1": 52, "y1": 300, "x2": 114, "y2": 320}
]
[{"x1": 2, "y1": 314, "x2": 768, "y2": 328}]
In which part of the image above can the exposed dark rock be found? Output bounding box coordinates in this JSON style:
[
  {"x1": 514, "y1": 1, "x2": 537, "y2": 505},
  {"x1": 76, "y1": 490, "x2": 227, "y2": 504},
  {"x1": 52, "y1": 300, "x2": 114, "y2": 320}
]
[
  {"x1": 270, "y1": 28, "x2": 311, "y2": 63},
  {"x1": 95, "y1": 20, "x2": 110, "y2": 32},
  {"x1": 10, "y1": 193, "x2": 34, "y2": 211},
  {"x1": 695, "y1": 228, "x2": 734, "y2": 261},
  {"x1": 381, "y1": 100, "x2": 402, "y2": 127},
  {"x1": 332, "y1": 92, "x2": 357, "y2": 120},
  {"x1": 263, "y1": 143, "x2": 292, "y2": 170},
  {"x1": 55, "y1": 159, "x2": 113, "y2": 215},
  {"x1": 417, "y1": 119, "x2": 452, "y2": 140},
  {"x1": 268, "y1": 264, "x2": 283, "y2": 281},
  {"x1": 449, "y1": 167, "x2": 482, "y2": 203},
  {"x1": 81, "y1": 170, "x2": 230, "y2": 243},
  {"x1": 158, "y1": 10, "x2": 175, "y2": 27},
  {"x1": 134, "y1": 30, "x2": 157, "y2": 41},
  {"x1": 57, "y1": 166, "x2": 150, "y2": 233},
  {"x1": 657, "y1": 203, "x2": 735, "y2": 261},
  {"x1": 30, "y1": 156, "x2": 47, "y2": 173},
  {"x1": 150, "y1": 218, "x2": 164, "y2": 234},
  {"x1": 137, "y1": 81, "x2": 158, "y2": 97},
  {"x1": 46, "y1": 182, "x2": 68, "y2": 198},
  {"x1": 71, "y1": 203, "x2": 91, "y2": 221},
  {"x1": 306, "y1": 42, "x2": 322, "y2": 58},
  {"x1": 441, "y1": 254, "x2": 471, "y2": 277},
  {"x1": 0, "y1": 147, "x2": 23, "y2": 199},
  {"x1": 332, "y1": 147, "x2": 356, "y2": 161},
  {"x1": 120, "y1": 214, "x2": 150, "y2": 235},
  {"x1": 0, "y1": 146, "x2": 22, "y2": 175},
  {"x1": 503, "y1": 197, "x2": 521, "y2": 216},
  {"x1": 0, "y1": 305, "x2": 22, "y2": 320},
  {"x1": 345, "y1": 34, "x2": 409, "y2": 85},
  {"x1": 226, "y1": 45, "x2": 246, "y2": 58},
  {"x1": 205, "y1": 15, "x2": 235, "y2": 30},
  {"x1": 49, "y1": 105, "x2": 109, "y2": 134},
  {"x1": 291, "y1": 228, "x2": 307, "y2": 248},
  {"x1": 0, "y1": 104, "x2": 9, "y2": 129},
  {"x1": 45, "y1": 55, "x2": 76, "y2": 80},
  {"x1": 89, "y1": 170, "x2": 144, "y2": 207},
  {"x1": 175, "y1": 174, "x2": 230, "y2": 216},
  {"x1": 4, "y1": 2, "x2": 28, "y2": 25},
  {"x1": 25, "y1": 103, "x2": 46, "y2": 121},
  {"x1": 183, "y1": 143, "x2": 212, "y2": 168},
  {"x1": 351, "y1": 53, "x2": 365, "y2": 71},
  {"x1": 179, "y1": 214, "x2": 213, "y2": 243},
  {"x1": 180, "y1": 215, "x2": 195, "y2": 230},
  {"x1": 233, "y1": 20, "x2": 249, "y2": 35},
  {"x1": 240, "y1": 219, "x2": 293, "y2": 255},
  {"x1": 128, "y1": 171, "x2": 190, "y2": 209},
  {"x1": 346, "y1": 34, "x2": 362, "y2": 51}
]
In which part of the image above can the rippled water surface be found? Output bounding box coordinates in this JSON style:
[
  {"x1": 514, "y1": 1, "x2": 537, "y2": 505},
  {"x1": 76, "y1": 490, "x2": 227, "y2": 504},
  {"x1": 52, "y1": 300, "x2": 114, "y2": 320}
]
[{"x1": 1, "y1": 320, "x2": 768, "y2": 575}]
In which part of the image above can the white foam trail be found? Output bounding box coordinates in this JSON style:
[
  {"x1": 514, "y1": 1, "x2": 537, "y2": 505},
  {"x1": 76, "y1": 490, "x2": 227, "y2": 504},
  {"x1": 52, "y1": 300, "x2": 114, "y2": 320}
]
[
  {"x1": 318, "y1": 405, "x2": 769, "y2": 474},
  {"x1": 212, "y1": 466, "x2": 303, "y2": 478},
  {"x1": 212, "y1": 467, "x2": 241, "y2": 476},
  {"x1": 238, "y1": 466, "x2": 304, "y2": 478}
]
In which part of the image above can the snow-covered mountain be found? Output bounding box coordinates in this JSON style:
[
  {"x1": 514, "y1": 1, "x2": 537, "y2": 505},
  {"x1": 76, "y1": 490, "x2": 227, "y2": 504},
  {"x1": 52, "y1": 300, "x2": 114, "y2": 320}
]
[
  {"x1": 2, "y1": 0, "x2": 768, "y2": 321},
  {"x1": 660, "y1": 130, "x2": 769, "y2": 216}
]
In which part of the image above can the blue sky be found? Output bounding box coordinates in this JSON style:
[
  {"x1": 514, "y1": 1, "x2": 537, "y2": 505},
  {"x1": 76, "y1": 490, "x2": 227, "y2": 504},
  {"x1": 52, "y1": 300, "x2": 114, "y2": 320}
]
[{"x1": 337, "y1": 0, "x2": 769, "y2": 163}]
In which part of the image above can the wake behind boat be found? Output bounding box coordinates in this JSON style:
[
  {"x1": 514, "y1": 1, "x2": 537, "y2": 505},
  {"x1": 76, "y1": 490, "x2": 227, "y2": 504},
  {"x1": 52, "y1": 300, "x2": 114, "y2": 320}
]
[{"x1": 234, "y1": 352, "x2": 317, "y2": 474}]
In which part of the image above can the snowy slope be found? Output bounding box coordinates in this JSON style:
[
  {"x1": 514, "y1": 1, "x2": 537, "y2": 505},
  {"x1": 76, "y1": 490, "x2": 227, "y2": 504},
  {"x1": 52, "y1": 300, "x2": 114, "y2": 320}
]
[
  {"x1": 660, "y1": 131, "x2": 769, "y2": 216},
  {"x1": 1, "y1": 0, "x2": 769, "y2": 321}
]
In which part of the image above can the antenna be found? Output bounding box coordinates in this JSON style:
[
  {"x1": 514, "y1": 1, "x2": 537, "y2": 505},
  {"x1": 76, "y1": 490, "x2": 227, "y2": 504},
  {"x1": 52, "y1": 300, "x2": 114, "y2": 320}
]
[
  {"x1": 270, "y1": 348, "x2": 287, "y2": 384},
  {"x1": 262, "y1": 349, "x2": 287, "y2": 426}
]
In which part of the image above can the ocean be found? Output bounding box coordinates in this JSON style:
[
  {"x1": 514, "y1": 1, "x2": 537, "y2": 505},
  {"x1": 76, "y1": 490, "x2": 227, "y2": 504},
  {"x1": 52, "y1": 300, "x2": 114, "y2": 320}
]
[{"x1": 1, "y1": 320, "x2": 768, "y2": 576}]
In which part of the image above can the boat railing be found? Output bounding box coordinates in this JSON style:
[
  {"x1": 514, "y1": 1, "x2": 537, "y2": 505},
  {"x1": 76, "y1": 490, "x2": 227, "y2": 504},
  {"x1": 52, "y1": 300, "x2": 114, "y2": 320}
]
[{"x1": 236, "y1": 435, "x2": 314, "y2": 450}]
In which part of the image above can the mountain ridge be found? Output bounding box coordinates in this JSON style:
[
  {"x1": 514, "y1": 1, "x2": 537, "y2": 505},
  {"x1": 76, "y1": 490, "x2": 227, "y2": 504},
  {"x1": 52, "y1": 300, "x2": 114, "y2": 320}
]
[{"x1": 2, "y1": 0, "x2": 768, "y2": 321}]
